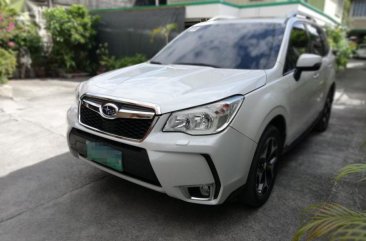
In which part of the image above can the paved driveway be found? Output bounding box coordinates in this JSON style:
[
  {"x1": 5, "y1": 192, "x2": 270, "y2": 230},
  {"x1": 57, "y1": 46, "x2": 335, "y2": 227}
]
[{"x1": 0, "y1": 61, "x2": 365, "y2": 241}]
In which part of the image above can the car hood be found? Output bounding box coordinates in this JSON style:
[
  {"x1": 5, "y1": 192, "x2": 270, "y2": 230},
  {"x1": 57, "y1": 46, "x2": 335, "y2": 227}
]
[{"x1": 81, "y1": 63, "x2": 267, "y2": 114}]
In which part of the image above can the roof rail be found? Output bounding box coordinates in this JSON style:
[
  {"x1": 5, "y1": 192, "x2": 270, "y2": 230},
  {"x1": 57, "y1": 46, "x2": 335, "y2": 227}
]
[
  {"x1": 286, "y1": 11, "x2": 317, "y2": 23},
  {"x1": 208, "y1": 15, "x2": 237, "y2": 22}
]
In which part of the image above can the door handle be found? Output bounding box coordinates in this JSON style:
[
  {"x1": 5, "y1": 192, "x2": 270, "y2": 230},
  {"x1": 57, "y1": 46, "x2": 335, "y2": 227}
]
[{"x1": 313, "y1": 72, "x2": 320, "y2": 79}]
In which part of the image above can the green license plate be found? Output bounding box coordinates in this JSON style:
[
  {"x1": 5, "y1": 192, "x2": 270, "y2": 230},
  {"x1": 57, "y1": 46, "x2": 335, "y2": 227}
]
[{"x1": 86, "y1": 141, "x2": 123, "y2": 172}]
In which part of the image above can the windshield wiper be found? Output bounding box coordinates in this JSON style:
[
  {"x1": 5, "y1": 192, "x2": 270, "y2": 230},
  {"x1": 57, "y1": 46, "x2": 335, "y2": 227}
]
[
  {"x1": 150, "y1": 60, "x2": 162, "y2": 65},
  {"x1": 173, "y1": 62, "x2": 219, "y2": 68}
]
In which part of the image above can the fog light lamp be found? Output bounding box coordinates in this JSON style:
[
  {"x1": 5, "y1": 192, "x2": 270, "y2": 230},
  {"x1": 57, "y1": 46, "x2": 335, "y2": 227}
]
[
  {"x1": 187, "y1": 184, "x2": 214, "y2": 200},
  {"x1": 200, "y1": 185, "x2": 211, "y2": 197}
]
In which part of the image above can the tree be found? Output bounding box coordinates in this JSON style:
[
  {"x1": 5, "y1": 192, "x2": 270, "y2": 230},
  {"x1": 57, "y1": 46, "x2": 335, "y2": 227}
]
[{"x1": 44, "y1": 4, "x2": 99, "y2": 73}]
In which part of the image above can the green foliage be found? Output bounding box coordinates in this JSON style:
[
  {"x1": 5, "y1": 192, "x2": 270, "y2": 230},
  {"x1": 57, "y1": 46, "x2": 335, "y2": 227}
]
[
  {"x1": 336, "y1": 163, "x2": 366, "y2": 182},
  {"x1": 0, "y1": 0, "x2": 7, "y2": 8},
  {"x1": 0, "y1": 48, "x2": 16, "y2": 84},
  {"x1": 44, "y1": 5, "x2": 99, "y2": 73},
  {"x1": 0, "y1": 5, "x2": 18, "y2": 49},
  {"x1": 13, "y1": 21, "x2": 42, "y2": 53},
  {"x1": 151, "y1": 23, "x2": 178, "y2": 45},
  {"x1": 293, "y1": 162, "x2": 366, "y2": 241},
  {"x1": 1, "y1": 2, "x2": 43, "y2": 75},
  {"x1": 0, "y1": 4, "x2": 17, "y2": 83},
  {"x1": 97, "y1": 43, "x2": 146, "y2": 72},
  {"x1": 326, "y1": 27, "x2": 352, "y2": 70},
  {"x1": 101, "y1": 54, "x2": 147, "y2": 72},
  {"x1": 292, "y1": 203, "x2": 366, "y2": 241}
]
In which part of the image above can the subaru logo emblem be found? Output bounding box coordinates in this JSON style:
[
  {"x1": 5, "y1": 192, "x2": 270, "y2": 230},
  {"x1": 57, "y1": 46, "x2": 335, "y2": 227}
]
[{"x1": 101, "y1": 103, "x2": 118, "y2": 118}]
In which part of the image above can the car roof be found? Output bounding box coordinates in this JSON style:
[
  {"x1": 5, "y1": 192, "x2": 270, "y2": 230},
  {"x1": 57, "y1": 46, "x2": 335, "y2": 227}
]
[
  {"x1": 197, "y1": 17, "x2": 287, "y2": 26},
  {"x1": 194, "y1": 15, "x2": 316, "y2": 27}
]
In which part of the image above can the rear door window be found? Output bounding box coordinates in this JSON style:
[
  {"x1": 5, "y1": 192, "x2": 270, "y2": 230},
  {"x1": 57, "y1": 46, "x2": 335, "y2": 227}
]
[{"x1": 307, "y1": 24, "x2": 328, "y2": 56}]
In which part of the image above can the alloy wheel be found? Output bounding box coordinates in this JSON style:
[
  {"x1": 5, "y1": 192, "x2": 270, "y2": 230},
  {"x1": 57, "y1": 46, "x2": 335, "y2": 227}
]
[
  {"x1": 322, "y1": 96, "x2": 332, "y2": 125},
  {"x1": 256, "y1": 137, "x2": 279, "y2": 196}
]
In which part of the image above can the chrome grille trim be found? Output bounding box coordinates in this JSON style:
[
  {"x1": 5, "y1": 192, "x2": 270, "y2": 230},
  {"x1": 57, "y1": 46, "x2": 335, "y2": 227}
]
[
  {"x1": 78, "y1": 93, "x2": 159, "y2": 142},
  {"x1": 82, "y1": 98, "x2": 155, "y2": 120}
]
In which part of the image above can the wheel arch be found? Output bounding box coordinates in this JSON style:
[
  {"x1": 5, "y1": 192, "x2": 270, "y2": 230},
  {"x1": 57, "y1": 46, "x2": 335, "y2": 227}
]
[{"x1": 248, "y1": 106, "x2": 288, "y2": 145}]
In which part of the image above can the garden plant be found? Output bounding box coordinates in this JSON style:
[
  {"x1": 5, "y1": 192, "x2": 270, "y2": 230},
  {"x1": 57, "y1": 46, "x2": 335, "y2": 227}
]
[
  {"x1": 326, "y1": 27, "x2": 353, "y2": 70},
  {"x1": 96, "y1": 43, "x2": 146, "y2": 72},
  {"x1": 0, "y1": 3, "x2": 17, "y2": 84},
  {"x1": 44, "y1": 4, "x2": 99, "y2": 74},
  {"x1": 293, "y1": 163, "x2": 366, "y2": 241},
  {"x1": 0, "y1": 0, "x2": 43, "y2": 82}
]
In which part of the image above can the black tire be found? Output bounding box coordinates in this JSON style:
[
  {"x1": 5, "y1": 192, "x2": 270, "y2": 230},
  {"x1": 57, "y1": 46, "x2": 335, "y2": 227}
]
[
  {"x1": 314, "y1": 89, "x2": 334, "y2": 132},
  {"x1": 239, "y1": 125, "x2": 283, "y2": 208}
]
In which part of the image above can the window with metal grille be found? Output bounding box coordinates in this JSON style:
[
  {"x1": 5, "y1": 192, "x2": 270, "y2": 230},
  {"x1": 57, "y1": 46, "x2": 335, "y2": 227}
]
[{"x1": 350, "y1": 0, "x2": 366, "y2": 17}]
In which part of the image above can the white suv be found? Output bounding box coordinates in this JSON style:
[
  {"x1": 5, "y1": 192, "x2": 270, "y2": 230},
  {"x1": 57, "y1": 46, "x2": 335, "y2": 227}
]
[{"x1": 67, "y1": 14, "x2": 335, "y2": 207}]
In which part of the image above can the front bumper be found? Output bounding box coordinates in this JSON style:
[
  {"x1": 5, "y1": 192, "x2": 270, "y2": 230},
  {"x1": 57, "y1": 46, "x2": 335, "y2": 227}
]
[{"x1": 67, "y1": 104, "x2": 257, "y2": 205}]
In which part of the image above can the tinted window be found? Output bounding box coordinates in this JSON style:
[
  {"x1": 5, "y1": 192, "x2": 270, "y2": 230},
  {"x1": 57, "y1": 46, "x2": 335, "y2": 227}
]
[
  {"x1": 284, "y1": 23, "x2": 310, "y2": 74},
  {"x1": 307, "y1": 24, "x2": 327, "y2": 56},
  {"x1": 151, "y1": 23, "x2": 285, "y2": 70}
]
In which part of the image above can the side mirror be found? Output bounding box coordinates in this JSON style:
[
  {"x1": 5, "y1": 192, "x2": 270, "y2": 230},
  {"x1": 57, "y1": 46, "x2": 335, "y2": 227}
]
[
  {"x1": 294, "y1": 54, "x2": 322, "y2": 81},
  {"x1": 332, "y1": 49, "x2": 338, "y2": 56}
]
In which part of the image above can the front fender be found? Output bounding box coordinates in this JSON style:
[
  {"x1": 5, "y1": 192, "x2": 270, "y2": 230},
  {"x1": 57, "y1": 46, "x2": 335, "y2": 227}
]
[{"x1": 230, "y1": 82, "x2": 290, "y2": 144}]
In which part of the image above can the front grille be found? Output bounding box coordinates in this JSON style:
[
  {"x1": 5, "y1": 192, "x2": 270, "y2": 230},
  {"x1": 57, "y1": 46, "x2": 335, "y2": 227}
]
[
  {"x1": 69, "y1": 128, "x2": 161, "y2": 186},
  {"x1": 79, "y1": 97, "x2": 155, "y2": 140}
]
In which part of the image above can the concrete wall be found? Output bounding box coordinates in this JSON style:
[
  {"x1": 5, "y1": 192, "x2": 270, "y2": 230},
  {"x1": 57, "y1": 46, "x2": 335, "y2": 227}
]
[
  {"x1": 167, "y1": 0, "x2": 341, "y2": 25},
  {"x1": 323, "y1": 0, "x2": 343, "y2": 22},
  {"x1": 95, "y1": 6, "x2": 185, "y2": 58},
  {"x1": 349, "y1": 0, "x2": 366, "y2": 30},
  {"x1": 349, "y1": 18, "x2": 366, "y2": 29},
  {"x1": 184, "y1": 2, "x2": 339, "y2": 26}
]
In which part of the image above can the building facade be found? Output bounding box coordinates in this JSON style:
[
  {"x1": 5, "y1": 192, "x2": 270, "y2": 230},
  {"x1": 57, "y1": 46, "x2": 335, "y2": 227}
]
[
  {"x1": 348, "y1": 0, "x2": 366, "y2": 41},
  {"x1": 165, "y1": 0, "x2": 344, "y2": 26}
]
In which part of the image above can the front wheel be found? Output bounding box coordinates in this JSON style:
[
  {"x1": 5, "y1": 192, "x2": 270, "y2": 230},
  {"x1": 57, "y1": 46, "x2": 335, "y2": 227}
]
[
  {"x1": 314, "y1": 90, "x2": 334, "y2": 132},
  {"x1": 239, "y1": 125, "x2": 283, "y2": 208}
]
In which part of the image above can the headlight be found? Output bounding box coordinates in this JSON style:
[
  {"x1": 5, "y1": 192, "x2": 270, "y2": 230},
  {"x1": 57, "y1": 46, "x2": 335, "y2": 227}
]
[
  {"x1": 75, "y1": 82, "x2": 84, "y2": 103},
  {"x1": 163, "y1": 95, "x2": 244, "y2": 135}
]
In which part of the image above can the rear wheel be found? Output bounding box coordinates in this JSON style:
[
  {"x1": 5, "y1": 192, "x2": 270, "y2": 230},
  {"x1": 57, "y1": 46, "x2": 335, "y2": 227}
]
[
  {"x1": 240, "y1": 125, "x2": 283, "y2": 208},
  {"x1": 314, "y1": 90, "x2": 334, "y2": 132}
]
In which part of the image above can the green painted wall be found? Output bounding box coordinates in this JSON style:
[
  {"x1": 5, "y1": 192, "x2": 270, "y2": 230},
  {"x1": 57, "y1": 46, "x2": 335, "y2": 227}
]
[
  {"x1": 304, "y1": 0, "x2": 325, "y2": 10},
  {"x1": 167, "y1": 0, "x2": 324, "y2": 7}
]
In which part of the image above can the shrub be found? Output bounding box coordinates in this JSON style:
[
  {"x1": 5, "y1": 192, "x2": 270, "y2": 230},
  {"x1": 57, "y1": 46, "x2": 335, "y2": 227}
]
[
  {"x1": 326, "y1": 27, "x2": 352, "y2": 70},
  {"x1": 0, "y1": 5, "x2": 17, "y2": 83},
  {"x1": 0, "y1": 48, "x2": 16, "y2": 84},
  {"x1": 13, "y1": 21, "x2": 43, "y2": 61},
  {"x1": 97, "y1": 43, "x2": 147, "y2": 72},
  {"x1": 1, "y1": 2, "x2": 43, "y2": 78},
  {"x1": 44, "y1": 5, "x2": 99, "y2": 73},
  {"x1": 101, "y1": 54, "x2": 147, "y2": 72},
  {"x1": 0, "y1": 6, "x2": 17, "y2": 49}
]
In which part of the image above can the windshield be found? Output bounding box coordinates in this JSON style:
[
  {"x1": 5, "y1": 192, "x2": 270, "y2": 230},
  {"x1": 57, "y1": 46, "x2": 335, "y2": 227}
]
[
  {"x1": 359, "y1": 45, "x2": 366, "y2": 49},
  {"x1": 151, "y1": 22, "x2": 285, "y2": 70}
]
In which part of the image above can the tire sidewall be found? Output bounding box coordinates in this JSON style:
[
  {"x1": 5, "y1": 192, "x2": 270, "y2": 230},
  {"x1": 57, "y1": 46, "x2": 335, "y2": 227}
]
[{"x1": 240, "y1": 125, "x2": 283, "y2": 207}]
